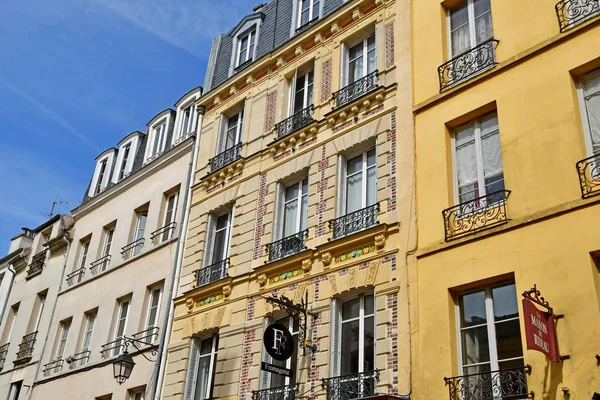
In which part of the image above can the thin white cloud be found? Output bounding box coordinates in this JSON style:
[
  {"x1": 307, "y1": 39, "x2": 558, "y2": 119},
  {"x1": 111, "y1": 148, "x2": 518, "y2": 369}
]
[{"x1": 0, "y1": 77, "x2": 101, "y2": 153}]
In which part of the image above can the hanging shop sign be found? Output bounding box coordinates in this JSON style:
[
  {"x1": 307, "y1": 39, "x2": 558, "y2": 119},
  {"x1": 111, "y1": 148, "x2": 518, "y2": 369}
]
[
  {"x1": 263, "y1": 322, "x2": 294, "y2": 361},
  {"x1": 521, "y1": 284, "x2": 565, "y2": 363}
]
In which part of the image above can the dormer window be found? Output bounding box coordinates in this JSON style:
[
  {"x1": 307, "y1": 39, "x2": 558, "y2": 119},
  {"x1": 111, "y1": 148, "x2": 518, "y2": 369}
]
[
  {"x1": 151, "y1": 122, "x2": 167, "y2": 157},
  {"x1": 298, "y1": 0, "x2": 320, "y2": 29},
  {"x1": 118, "y1": 143, "x2": 131, "y2": 181},
  {"x1": 95, "y1": 159, "x2": 108, "y2": 195},
  {"x1": 236, "y1": 30, "x2": 255, "y2": 68},
  {"x1": 181, "y1": 105, "x2": 196, "y2": 137}
]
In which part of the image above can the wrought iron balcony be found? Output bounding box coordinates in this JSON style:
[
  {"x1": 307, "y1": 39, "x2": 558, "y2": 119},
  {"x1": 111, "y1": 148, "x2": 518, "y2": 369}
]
[
  {"x1": 556, "y1": 0, "x2": 600, "y2": 32},
  {"x1": 66, "y1": 267, "x2": 85, "y2": 286},
  {"x1": 42, "y1": 359, "x2": 64, "y2": 376},
  {"x1": 101, "y1": 338, "x2": 124, "y2": 358},
  {"x1": 252, "y1": 384, "x2": 299, "y2": 400},
  {"x1": 576, "y1": 153, "x2": 600, "y2": 198},
  {"x1": 274, "y1": 105, "x2": 314, "y2": 139},
  {"x1": 438, "y1": 39, "x2": 498, "y2": 92},
  {"x1": 132, "y1": 326, "x2": 159, "y2": 346},
  {"x1": 266, "y1": 230, "x2": 308, "y2": 262},
  {"x1": 26, "y1": 250, "x2": 47, "y2": 277},
  {"x1": 442, "y1": 190, "x2": 511, "y2": 241},
  {"x1": 444, "y1": 365, "x2": 532, "y2": 400},
  {"x1": 329, "y1": 203, "x2": 380, "y2": 240},
  {"x1": 90, "y1": 255, "x2": 111, "y2": 275},
  {"x1": 195, "y1": 258, "x2": 229, "y2": 287},
  {"x1": 209, "y1": 143, "x2": 242, "y2": 173},
  {"x1": 333, "y1": 71, "x2": 379, "y2": 108},
  {"x1": 16, "y1": 331, "x2": 37, "y2": 361},
  {"x1": 121, "y1": 238, "x2": 145, "y2": 259},
  {"x1": 68, "y1": 350, "x2": 91, "y2": 369},
  {"x1": 321, "y1": 370, "x2": 379, "y2": 400},
  {"x1": 151, "y1": 222, "x2": 177, "y2": 243},
  {"x1": 0, "y1": 343, "x2": 9, "y2": 369}
]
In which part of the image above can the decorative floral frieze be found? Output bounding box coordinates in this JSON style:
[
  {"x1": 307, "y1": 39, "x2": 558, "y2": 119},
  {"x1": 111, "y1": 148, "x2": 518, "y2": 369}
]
[
  {"x1": 196, "y1": 293, "x2": 224, "y2": 308},
  {"x1": 334, "y1": 244, "x2": 377, "y2": 263},
  {"x1": 268, "y1": 268, "x2": 304, "y2": 285}
]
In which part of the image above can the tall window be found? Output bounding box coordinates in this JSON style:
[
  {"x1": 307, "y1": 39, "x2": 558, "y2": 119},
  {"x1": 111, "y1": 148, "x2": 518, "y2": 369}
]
[
  {"x1": 145, "y1": 286, "x2": 162, "y2": 334},
  {"x1": 282, "y1": 179, "x2": 308, "y2": 238},
  {"x1": 449, "y1": 0, "x2": 493, "y2": 57},
  {"x1": 579, "y1": 68, "x2": 600, "y2": 155},
  {"x1": 237, "y1": 30, "x2": 255, "y2": 67},
  {"x1": 291, "y1": 69, "x2": 314, "y2": 115},
  {"x1": 453, "y1": 112, "x2": 504, "y2": 204},
  {"x1": 343, "y1": 149, "x2": 377, "y2": 215},
  {"x1": 118, "y1": 143, "x2": 131, "y2": 181},
  {"x1": 114, "y1": 299, "x2": 130, "y2": 356},
  {"x1": 80, "y1": 311, "x2": 96, "y2": 362},
  {"x1": 78, "y1": 239, "x2": 90, "y2": 276},
  {"x1": 186, "y1": 335, "x2": 219, "y2": 400},
  {"x1": 162, "y1": 193, "x2": 178, "y2": 242},
  {"x1": 222, "y1": 111, "x2": 244, "y2": 152},
  {"x1": 339, "y1": 294, "x2": 375, "y2": 375},
  {"x1": 347, "y1": 34, "x2": 376, "y2": 85},
  {"x1": 1, "y1": 303, "x2": 19, "y2": 344},
  {"x1": 298, "y1": 0, "x2": 319, "y2": 27},
  {"x1": 269, "y1": 316, "x2": 299, "y2": 389},
  {"x1": 209, "y1": 211, "x2": 233, "y2": 265},
  {"x1": 7, "y1": 381, "x2": 22, "y2": 400},
  {"x1": 457, "y1": 282, "x2": 523, "y2": 374},
  {"x1": 95, "y1": 159, "x2": 108, "y2": 195},
  {"x1": 151, "y1": 122, "x2": 167, "y2": 157},
  {"x1": 134, "y1": 211, "x2": 147, "y2": 256},
  {"x1": 181, "y1": 105, "x2": 197, "y2": 137},
  {"x1": 32, "y1": 293, "x2": 46, "y2": 333},
  {"x1": 101, "y1": 227, "x2": 114, "y2": 272},
  {"x1": 55, "y1": 320, "x2": 71, "y2": 362}
]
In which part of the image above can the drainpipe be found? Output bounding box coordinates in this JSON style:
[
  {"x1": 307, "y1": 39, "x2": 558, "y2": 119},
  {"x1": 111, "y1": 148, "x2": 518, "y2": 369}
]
[{"x1": 151, "y1": 104, "x2": 205, "y2": 400}]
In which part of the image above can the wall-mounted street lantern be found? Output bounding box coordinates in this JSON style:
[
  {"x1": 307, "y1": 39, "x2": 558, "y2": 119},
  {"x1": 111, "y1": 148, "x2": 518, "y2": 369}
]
[{"x1": 112, "y1": 336, "x2": 158, "y2": 385}]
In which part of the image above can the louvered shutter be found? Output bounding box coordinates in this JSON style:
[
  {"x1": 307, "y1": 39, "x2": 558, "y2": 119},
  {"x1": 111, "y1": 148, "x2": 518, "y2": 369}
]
[
  {"x1": 273, "y1": 183, "x2": 285, "y2": 241},
  {"x1": 184, "y1": 338, "x2": 200, "y2": 400},
  {"x1": 203, "y1": 215, "x2": 216, "y2": 268},
  {"x1": 260, "y1": 317, "x2": 274, "y2": 389},
  {"x1": 340, "y1": 42, "x2": 348, "y2": 87},
  {"x1": 336, "y1": 155, "x2": 347, "y2": 217},
  {"x1": 226, "y1": 206, "x2": 235, "y2": 260},
  {"x1": 216, "y1": 115, "x2": 227, "y2": 153},
  {"x1": 330, "y1": 298, "x2": 341, "y2": 377}
]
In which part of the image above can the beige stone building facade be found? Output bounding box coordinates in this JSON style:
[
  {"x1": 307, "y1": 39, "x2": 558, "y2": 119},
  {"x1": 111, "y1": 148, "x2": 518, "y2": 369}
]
[{"x1": 159, "y1": 0, "x2": 414, "y2": 399}]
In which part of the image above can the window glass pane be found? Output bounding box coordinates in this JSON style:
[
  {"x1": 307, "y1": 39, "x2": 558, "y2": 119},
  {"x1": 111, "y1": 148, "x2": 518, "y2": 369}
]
[
  {"x1": 294, "y1": 87, "x2": 305, "y2": 112},
  {"x1": 306, "y1": 71, "x2": 314, "y2": 106},
  {"x1": 347, "y1": 154, "x2": 363, "y2": 175},
  {"x1": 459, "y1": 291, "x2": 486, "y2": 327},
  {"x1": 461, "y1": 326, "x2": 491, "y2": 365},
  {"x1": 481, "y1": 132, "x2": 502, "y2": 178},
  {"x1": 302, "y1": 178, "x2": 309, "y2": 195},
  {"x1": 364, "y1": 294, "x2": 374, "y2": 315},
  {"x1": 474, "y1": 0, "x2": 491, "y2": 16},
  {"x1": 216, "y1": 214, "x2": 229, "y2": 230},
  {"x1": 367, "y1": 36, "x2": 376, "y2": 74},
  {"x1": 498, "y1": 358, "x2": 524, "y2": 371},
  {"x1": 491, "y1": 284, "x2": 518, "y2": 321},
  {"x1": 474, "y1": 12, "x2": 493, "y2": 44},
  {"x1": 342, "y1": 298, "x2": 360, "y2": 320},
  {"x1": 341, "y1": 320, "x2": 359, "y2": 375},
  {"x1": 212, "y1": 230, "x2": 227, "y2": 264},
  {"x1": 367, "y1": 149, "x2": 376, "y2": 167},
  {"x1": 300, "y1": 192, "x2": 308, "y2": 231},
  {"x1": 450, "y1": 3, "x2": 470, "y2": 55},
  {"x1": 346, "y1": 172, "x2": 363, "y2": 213},
  {"x1": 285, "y1": 183, "x2": 300, "y2": 201},
  {"x1": 363, "y1": 315, "x2": 375, "y2": 371},
  {"x1": 283, "y1": 198, "x2": 298, "y2": 237},
  {"x1": 495, "y1": 319, "x2": 523, "y2": 361},
  {"x1": 367, "y1": 166, "x2": 377, "y2": 206},
  {"x1": 583, "y1": 72, "x2": 600, "y2": 151},
  {"x1": 450, "y1": 2, "x2": 469, "y2": 30},
  {"x1": 195, "y1": 356, "x2": 211, "y2": 400},
  {"x1": 456, "y1": 141, "x2": 477, "y2": 187},
  {"x1": 200, "y1": 337, "x2": 213, "y2": 355}
]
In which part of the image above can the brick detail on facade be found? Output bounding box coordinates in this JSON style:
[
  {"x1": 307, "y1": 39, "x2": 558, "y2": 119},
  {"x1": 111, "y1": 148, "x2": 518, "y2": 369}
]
[
  {"x1": 308, "y1": 311, "x2": 323, "y2": 396},
  {"x1": 315, "y1": 146, "x2": 329, "y2": 237},
  {"x1": 320, "y1": 59, "x2": 332, "y2": 103},
  {"x1": 238, "y1": 329, "x2": 257, "y2": 400},
  {"x1": 253, "y1": 173, "x2": 268, "y2": 260},
  {"x1": 264, "y1": 91, "x2": 277, "y2": 132},
  {"x1": 385, "y1": 23, "x2": 395, "y2": 68},
  {"x1": 387, "y1": 292, "x2": 399, "y2": 388},
  {"x1": 387, "y1": 112, "x2": 397, "y2": 212}
]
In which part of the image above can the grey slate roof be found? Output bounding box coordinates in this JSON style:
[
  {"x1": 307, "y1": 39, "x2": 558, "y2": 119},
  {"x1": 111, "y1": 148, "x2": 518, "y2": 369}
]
[{"x1": 205, "y1": 0, "x2": 344, "y2": 92}]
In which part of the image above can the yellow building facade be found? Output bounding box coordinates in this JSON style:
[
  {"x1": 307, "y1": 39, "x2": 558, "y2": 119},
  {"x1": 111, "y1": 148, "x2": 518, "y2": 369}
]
[
  {"x1": 159, "y1": 0, "x2": 414, "y2": 399},
  {"x1": 411, "y1": 2, "x2": 600, "y2": 400}
]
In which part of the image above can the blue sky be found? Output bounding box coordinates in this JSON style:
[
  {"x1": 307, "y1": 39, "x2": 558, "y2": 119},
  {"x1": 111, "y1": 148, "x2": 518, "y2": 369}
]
[{"x1": 0, "y1": 0, "x2": 255, "y2": 252}]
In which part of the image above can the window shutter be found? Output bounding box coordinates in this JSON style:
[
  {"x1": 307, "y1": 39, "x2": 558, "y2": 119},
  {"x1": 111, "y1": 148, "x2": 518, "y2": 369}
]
[
  {"x1": 226, "y1": 206, "x2": 235, "y2": 259},
  {"x1": 336, "y1": 155, "x2": 347, "y2": 217},
  {"x1": 216, "y1": 115, "x2": 226, "y2": 153},
  {"x1": 340, "y1": 43, "x2": 347, "y2": 87},
  {"x1": 288, "y1": 72, "x2": 297, "y2": 116},
  {"x1": 203, "y1": 215, "x2": 216, "y2": 267},
  {"x1": 273, "y1": 183, "x2": 285, "y2": 241},
  {"x1": 330, "y1": 298, "x2": 341, "y2": 377},
  {"x1": 260, "y1": 317, "x2": 274, "y2": 389},
  {"x1": 184, "y1": 338, "x2": 200, "y2": 400}
]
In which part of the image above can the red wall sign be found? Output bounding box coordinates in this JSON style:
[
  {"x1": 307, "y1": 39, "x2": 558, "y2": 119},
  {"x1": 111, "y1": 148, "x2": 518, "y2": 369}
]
[{"x1": 522, "y1": 298, "x2": 559, "y2": 362}]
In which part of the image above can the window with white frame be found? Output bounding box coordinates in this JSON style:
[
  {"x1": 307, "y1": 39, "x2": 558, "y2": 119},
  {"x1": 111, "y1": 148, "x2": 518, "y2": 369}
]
[
  {"x1": 457, "y1": 282, "x2": 523, "y2": 375},
  {"x1": 297, "y1": 0, "x2": 320, "y2": 28},
  {"x1": 180, "y1": 104, "x2": 197, "y2": 138},
  {"x1": 448, "y1": 0, "x2": 493, "y2": 57},
  {"x1": 80, "y1": 311, "x2": 96, "y2": 363},
  {"x1": 341, "y1": 148, "x2": 377, "y2": 215},
  {"x1": 185, "y1": 335, "x2": 219, "y2": 400},
  {"x1": 7, "y1": 381, "x2": 22, "y2": 400},
  {"x1": 278, "y1": 178, "x2": 308, "y2": 239},
  {"x1": 117, "y1": 143, "x2": 132, "y2": 181},
  {"x1": 100, "y1": 227, "x2": 114, "y2": 272},
  {"x1": 453, "y1": 112, "x2": 504, "y2": 204},
  {"x1": 345, "y1": 33, "x2": 376, "y2": 86},
  {"x1": 206, "y1": 211, "x2": 233, "y2": 266},
  {"x1": 129, "y1": 388, "x2": 145, "y2": 400},
  {"x1": 236, "y1": 30, "x2": 255, "y2": 67},
  {"x1": 161, "y1": 192, "x2": 178, "y2": 242},
  {"x1": 94, "y1": 159, "x2": 108, "y2": 195},
  {"x1": 133, "y1": 210, "x2": 148, "y2": 256},
  {"x1": 55, "y1": 320, "x2": 71, "y2": 363},
  {"x1": 150, "y1": 121, "x2": 167, "y2": 158},
  {"x1": 290, "y1": 69, "x2": 314, "y2": 115},
  {"x1": 77, "y1": 239, "x2": 90, "y2": 280},
  {"x1": 113, "y1": 298, "x2": 130, "y2": 356},
  {"x1": 578, "y1": 68, "x2": 600, "y2": 155},
  {"x1": 219, "y1": 110, "x2": 244, "y2": 153},
  {"x1": 266, "y1": 316, "x2": 299, "y2": 389},
  {"x1": 145, "y1": 286, "x2": 162, "y2": 336}
]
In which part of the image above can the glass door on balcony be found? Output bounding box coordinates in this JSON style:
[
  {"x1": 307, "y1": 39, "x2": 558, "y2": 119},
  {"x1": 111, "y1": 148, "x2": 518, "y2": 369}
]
[
  {"x1": 81, "y1": 312, "x2": 96, "y2": 357},
  {"x1": 133, "y1": 211, "x2": 147, "y2": 256},
  {"x1": 113, "y1": 299, "x2": 130, "y2": 356},
  {"x1": 291, "y1": 69, "x2": 314, "y2": 115},
  {"x1": 162, "y1": 193, "x2": 178, "y2": 242},
  {"x1": 344, "y1": 149, "x2": 377, "y2": 215},
  {"x1": 191, "y1": 335, "x2": 219, "y2": 400},
  {"x1": 101, "y1": 228, "x2": 114, "y2": 272},
  {"x1": 346, "y1": 33, "x2": 376, "y2": 85},
  {"x1": 223, "y1": 111, "x2": 243, "y2": 151},
  {"x1": 282, "y1": 179, "x2": 309, "y2": 238},
  {"x1": 145, "y1": 286, "x2": 162, "y2": 334},
  {"x1": 269, "y1": 316, "x2": 299, "y2": 389},
  {"x1": 449, "y1": 0, "x2": 493, "y2": 57},
  {"x1": 340, "y1": 294, "x2": 375, "y2": 375}
]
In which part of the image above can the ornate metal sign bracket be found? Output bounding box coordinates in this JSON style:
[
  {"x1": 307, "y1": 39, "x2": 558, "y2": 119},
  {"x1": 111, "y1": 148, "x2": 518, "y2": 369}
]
[{"x1": 264, "y1": 292, "x2": 318, "y2": 355}]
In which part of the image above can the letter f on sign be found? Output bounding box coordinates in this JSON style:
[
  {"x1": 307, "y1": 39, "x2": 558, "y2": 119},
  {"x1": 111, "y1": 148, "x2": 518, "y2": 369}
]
[{"x1": 272, "y1": 328, "x2": 286, "y2": 355}]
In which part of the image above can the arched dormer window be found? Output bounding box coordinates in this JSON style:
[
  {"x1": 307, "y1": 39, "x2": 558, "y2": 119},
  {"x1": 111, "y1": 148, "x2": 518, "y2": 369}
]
[
  {"x1": 89, "y1": 148, "x2": 117, "y2": 197},
  {"x1": 111, "y1": 131, "x2": 143, "y2": 183},
  {"x1": 144, "y1": 109, "x2": 175, "y2": 164},
  {"x1": 228, "y1": 12, "x2": 264, "y2": 76},
  {"x1": 173, "y1": 86, "x2": 203, "y2": 145}
]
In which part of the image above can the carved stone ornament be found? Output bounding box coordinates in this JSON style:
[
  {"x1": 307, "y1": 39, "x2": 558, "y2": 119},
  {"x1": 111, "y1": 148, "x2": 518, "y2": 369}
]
[
  {"x1": 374, "y1": 234, "x2": 386, "y2": 249},
  {"x1": 258, "y1": 273, "x2": 268, "y2": 287},
  {"x1": 301, "y1": 259, "x2": 312, "y2": 273},
  {"x1": 314, "y1": 33, "x2": 323, "y2": 44},
  {"x1": 295, "y1": 45, "x2": 303, "y2": 56},
  {"x1": 276, "y1": 57, "x2": 285, "y2": 68},
  {"x1": 322, "y1": 252, "x2": 332, "y2": 267},
  {"x1": 222, "y1": 284, "x2": 232, "y2": 298},
  {"x1": 186, "y1": 298, "x2": 195, "y2": 313},
  {"x1": 352, "y1": 8, "x2": 363, "y2": 21},
  {"x1": 331, "y1": 22, "x2": 340, "y2": 33}
]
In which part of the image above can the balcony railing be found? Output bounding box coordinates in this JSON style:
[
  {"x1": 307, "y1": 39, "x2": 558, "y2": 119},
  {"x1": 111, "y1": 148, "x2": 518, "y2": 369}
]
[
  {"x1": 42, "y1": 359, "x2": 64, "y2": 376},
  {"x1": 438, "y1": 39, "x2": 498, "y2": 92},
  {"x1": 26, "y1": 250, "x2": 47, "y2": 277},
  {"x1": 16, "y1": 331, "x2": 37, "y2": 361},
  {"x1": 321, "y1": 370, "x2": 379, "y2": 400},
  {"x1": 66, "y1": 267, "x2": 86, "y2": 286},
  {"x1": 556, "y1": 0, "x2": 600, "y2": 32},
  {"x1": 333, "y1": 70, "x2": 379, "y2": 108},
  {"x1": 151, "y1": 222, "x2": 177, "y2": 243},
  {"x1": 444, "y1": 365, "x2": 532, "y2": 400},
  {"x1": 252, "y1": 384, "x2": 299, "y2": 400},
  {"x1": 266, "y1": 230, "x2": 308, "y2": 262},
  {"x1": 132, "y1": 326, "x2": 159, "y2": 346},
  {"x1": 195, "y1": 258, "x2": 229, "y2": 287},
  {"x1": 329, "y1": 203, "x2": 379, "y2": 240},
  {"x1": 209, "y1": 143, "x2": 242, "y2": 173},
  {"x1": 275, "y1": 105, "x2": 314, "y2": 139},
  {"x1": 121, "y1": 238, "x2": 144, "y2": 259},
  {"x1": 576, "y1": 153, "x2": 600, "y2": 198},
  {"x1": 68, "y1": 350, "x2": 91, "y2": 369},
  {"x1": 101, "y1": 338, "x2": 124, "y2": 358},
  {"x1": 0, "y1": 343, "x2": 9, "y2": 369},
  {"x1": 90, "y1": 255, "x2": 111, "y2": 275},
  {"x1": 443, "y1": 190, "x2": 511, "y2": 241}
]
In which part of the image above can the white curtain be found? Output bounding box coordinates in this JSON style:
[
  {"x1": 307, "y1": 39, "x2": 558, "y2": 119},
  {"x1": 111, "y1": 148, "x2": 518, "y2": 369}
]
[
  {"x1": 583, "y1": 72, "x2": 600, "y2": 153},
  {"x1": 474, "y1": 0, "x2": 493, "y2": 44},
  {"x1": 455, "y1": 127, "x2": 478, "y2": 187},
  {"x1": 450, "y1": 3, "x2": 470, "y2": 56},
  {"x1": 480, "y1": 116, "x2": 503, "y2": 177}
]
